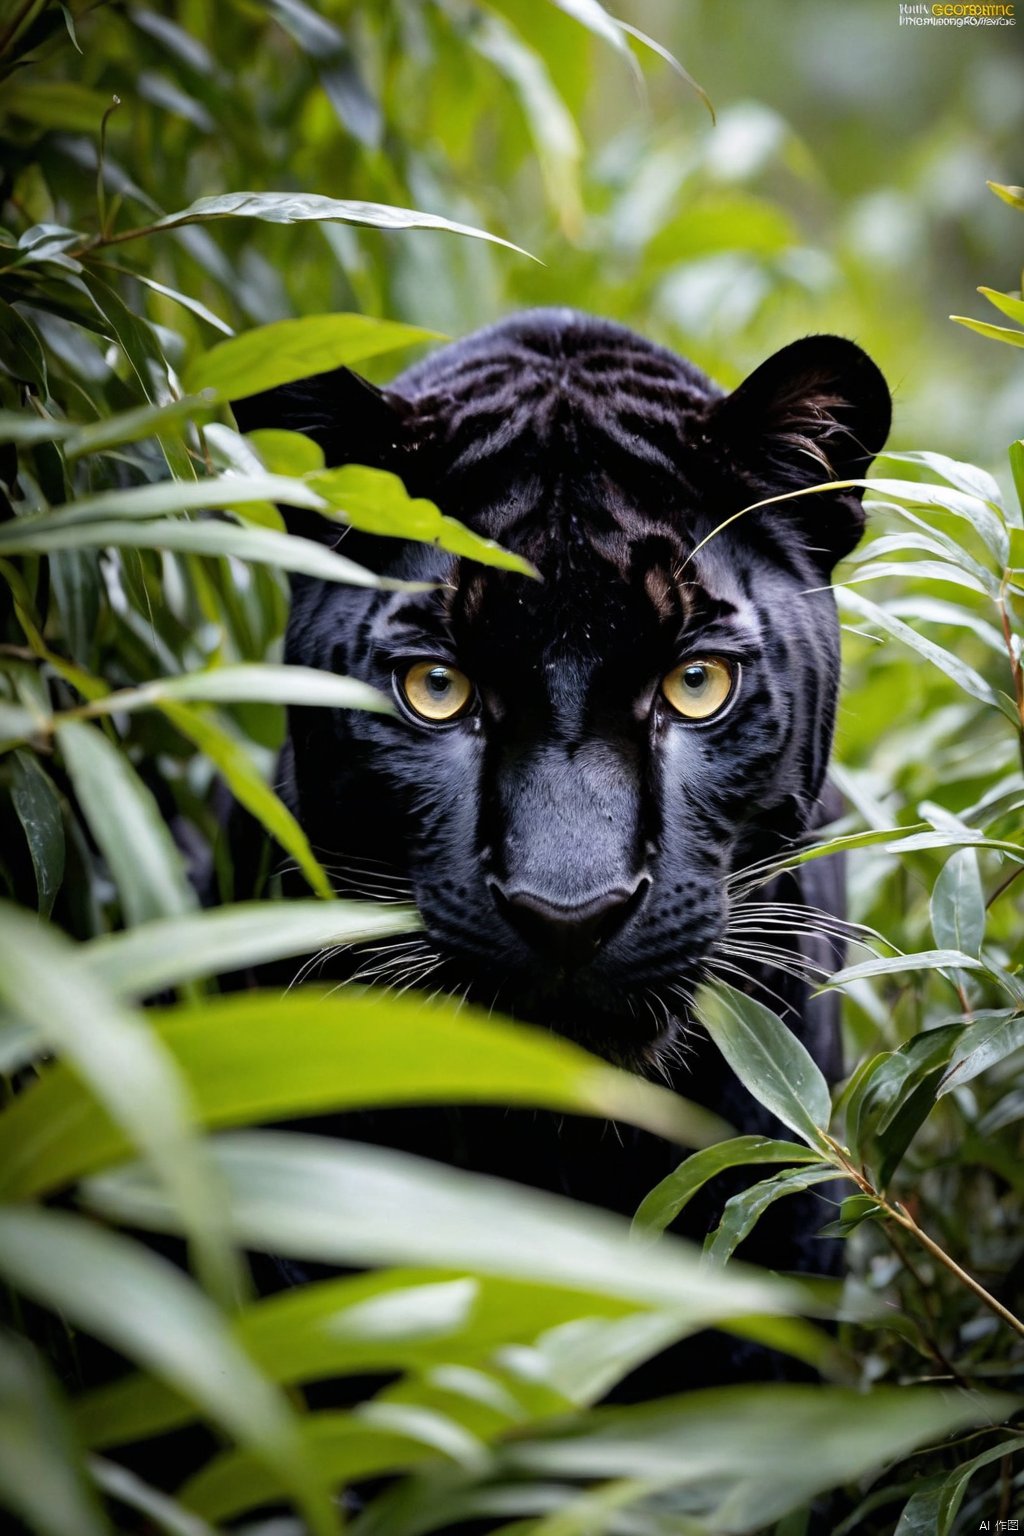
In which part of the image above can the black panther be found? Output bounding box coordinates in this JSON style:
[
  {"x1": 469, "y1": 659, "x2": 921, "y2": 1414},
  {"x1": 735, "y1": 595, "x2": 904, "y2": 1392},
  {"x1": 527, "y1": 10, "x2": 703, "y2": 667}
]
[{"x1": 233, "y1": 308, "x2": 890, "y2": 1329}]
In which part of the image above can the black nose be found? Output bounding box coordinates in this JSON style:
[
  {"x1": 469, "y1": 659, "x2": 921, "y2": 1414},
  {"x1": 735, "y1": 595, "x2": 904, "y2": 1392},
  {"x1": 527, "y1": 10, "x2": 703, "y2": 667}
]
[{"x1": 491, "y1": 879, "x2": 648, "y2": 971}]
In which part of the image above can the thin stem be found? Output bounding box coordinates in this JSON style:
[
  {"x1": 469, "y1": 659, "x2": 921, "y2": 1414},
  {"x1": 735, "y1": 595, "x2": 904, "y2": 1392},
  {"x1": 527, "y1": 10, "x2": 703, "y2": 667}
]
[{"x1": 889, "y1": 1202, "x2": 1024, "y2": 1343}]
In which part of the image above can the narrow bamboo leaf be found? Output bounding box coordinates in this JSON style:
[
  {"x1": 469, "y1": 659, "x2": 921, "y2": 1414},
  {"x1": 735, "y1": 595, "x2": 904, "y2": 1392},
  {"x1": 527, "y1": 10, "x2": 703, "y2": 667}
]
[
  {"x1": 88, "y1": 1459, "x2": 218, "y2": 1536},
  {"x1": 930, "y1": 848, "x2": 985, "y2": 958},
  {"x1": 704, "y1": 1166, "x2": 842, "y2": 1265},
  {"x1": 0, "y1": 1209, "x2": 334, "y2": 1536},
  {"x1": 0, "y1": 473, "x2": 328, "y2": 534},
  {"x1": 57, "y1": 719, "x2": 195, "y2": 925},
  {"x1": 10, "y1": 750, "x2": 65, "y2": 917},
  {"x1": 0, "y1": 905, "x2": 234, "y2": 1303},
  {"x1": 544, "y1": 0, "x2": 633, "y2": 66},
  {"x1": 120, "y1": 270, "x2": 233, "y2": 335},
  {"x1": 81, "y1": 900, "x2": 417, "y2": 998},
  {"x1": 499, "y1": 1386, "x2": 1016, "y2": 1535},
  {"x1": 83, "y1": 1130, "x2": 814, "y2": 1325},
  {"x1": 158, "y1": 699, "x2": 333, "y2": 898},
  {"x1": 310, "y1": 465, "x2": 538, "y2": 576},
  {"x1": 632, "y1": 1137, "x2": 825, "y2": 1237},
  {"x1": 934, "y1": 1435, "x2": 1024, "y2": 1535},
  {"x1": 824, "y1": 949, "x2": 983, "y2": 988},
  {"x1": 79, "y1": 663, "x2": 391, "y2": 720},
  {"x1": 836, "y1": 588, "x2": 1000, "y2": 709},
  {"x1": 136, "y1": 191, "x2": 534, "y2": 260},
  {"x1": 190, "y1": 314, "x2": 438, "y2": 400},
  {"x1": 63, "y1": 395, "x2": 217, "y2": 459},
  {"x1": 0, "y1": 986, "x2": 727, "y2": 1197},
  {"x1": 949, "y1": 314, "x2": 1024, "y2": 349},
  {"x1": 843, "y1": 558, "x2": 994, "y2": 599},
  {"x1": 693, "y1": 984, "x2": 832, "y2": 1148},
  {"x1": 881, "y1": 449, "x2": 1004, "y2": 511},
  {"x1": 0, "y1": 1332, "x2": 111, "y2": 1536},
  {"x1": 1, "y1": 517, "x2": 384, "y2": 587},
  {"x1": 938, "y1": 1012, "x2": 1024, "y2": 1097}
]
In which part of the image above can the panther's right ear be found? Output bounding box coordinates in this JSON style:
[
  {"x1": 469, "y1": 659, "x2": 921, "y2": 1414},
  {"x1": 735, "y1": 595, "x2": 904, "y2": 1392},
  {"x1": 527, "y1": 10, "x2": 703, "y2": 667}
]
[{"x1": 231, "y1": 365, "x2": 415, "y2": 540}]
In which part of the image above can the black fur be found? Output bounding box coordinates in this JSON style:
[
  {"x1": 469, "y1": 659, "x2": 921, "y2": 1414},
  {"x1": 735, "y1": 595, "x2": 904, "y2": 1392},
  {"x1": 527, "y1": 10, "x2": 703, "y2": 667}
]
[{"x1": 233, "y1": 309, "x2": 890, "y2": 1366}]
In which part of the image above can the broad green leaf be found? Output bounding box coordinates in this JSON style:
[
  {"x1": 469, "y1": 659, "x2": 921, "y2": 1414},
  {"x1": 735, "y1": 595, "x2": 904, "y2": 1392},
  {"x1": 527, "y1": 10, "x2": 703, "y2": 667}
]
[
  {"x1": 0, "y1": 905, "x2": 232, "y2": 1302},
  {"x1": 824, "y1": 949, "x2": 983, "y2": 988},
  {"x1": 0, "y1": 516, "x2": 384, "y2": 587},
  {"x1": 703, "y1": 1166, "x2": 842, "y2": 1266},
  {"x1": 83, "y1": 1130, "x2": 814, "y2": 1325},
  {"x1": 10, "y1": 750, "x2": 65, "y2": 917},
  {"x1": 247, "y1": 427, "x2": 324, "y2": 477},
  {"x1": 75, "y1": 1270, "x2": 639, "y2": 1448},
  {"x1": 693, "y1": 984, "x2": 832, "y2": 1148},
  {"x1": 190, "y1": 314, "x2": 438, "y2": 400},
  {"x1": 76, "y1": 663, "x2": 391, "y2": 720},
  {"x1": 0, "y1": 986, "x2": 727, "y2": 1197},
  {"x1": 57, "y1": 719, "x2": 195, "y2": 925},
  {"x1": 0, "y1": 1209, "x2": 334, "y2": 1536},
  {"x1": 310, "y1": 464, "x2": 538, "y2": 576},
  {"x1": 0, "y1": 1331, "x2": 110, "y2": 1536},
  {"x1": 497, "y1": 1386, "x2": 1016, "y2": 1536},
  {"x1": 632, "y1": 1137, "x2": 825, "y2": 1237},
  {"x1": 81, "y1": 899, "x2": 417, "y2": 998},
  {"x1": 128, "y1": 191, "x2": 534, "y2": 260},
  {"x1": 158, "y1": 699, "x2": 334, "y2": 898},
  {"x1": 0, "y1": 295, "x2": 47, "y2": 392},
  {"x1": 938, "y1": 1011, "x2": 1024, "y2": 1097},
  {"x1": 929, "y1": 848, "x2": 985, "y2": 958}
]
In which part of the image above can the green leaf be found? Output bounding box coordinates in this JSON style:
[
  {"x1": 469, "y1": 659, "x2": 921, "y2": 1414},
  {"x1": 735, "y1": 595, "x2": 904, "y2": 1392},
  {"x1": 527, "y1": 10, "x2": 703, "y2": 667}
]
[
  {"x1": 693, "y1": 984, "x2": 832, "y2": 1148},
  {"x1": 929, "y1": 848, "x2": 985, "y2": 958},
  {"x1": 1009, "y1": 440, "x2": 1024, "y2": 518},
  {"x1": 949, "y1": 314, "x2": 1024, "y2": 349},
  {"x1": 80, "y1": 899, "x2": 416, "y2": 998},
  {"x1": 78, "y1": 662, "x2": 391, "y2": 720},
  {"x1": 0, "y1": 296, "x2": 47, "y2": 393},
  {"x1": 190, "y1": 314, "x2": 439, "y2": 400},
  {"x1": 158, "y1": 699, "x2": 334, "y2": 898},
  {"x1": 0, "y1": 516, "x2": 385, "y2": 587},
  {"x1": 938, "y1": 1011, "x2": 1024, "y2": 1097},
  {"x1": 88, "y1": 1459, "x2": 219, "y2": 1536},
  {"x1": 704, "y1": 1166, "x2": 842, "y2": 1265},
  {"x1": 632, "y1": 1137, "x2": 825, "y2": 1237},
  {"x1": 83, "y1": 1130, "x2": 814, "y2": 1326},
  {"x1": 0, "y1": 904, "x2": 237, "y2": 1302},
  {"x1": 9, "y1": 750, "x2": 65, "y2": 917},
  {"x1": 57, "y1": 719, "x2": 195, "y2": 925},
  {"x1": 836, "y1": 588, "x2": 1002, "y2": 710},
  {"x1": 0, "y1": 986, "x2": 727, "y2": 1197},
  {"x1": 823, "y1": 949, "x2": 983, "y2": 988},
  {"x1": 0, "y1": 1209, "x2": 335, "y2": 1536},
  {"x1": 0, "y1": 472, "x2": 329, "y2": 535},
  {"x1": 0, "y1": 1331, "x2": 111, "y2": 1536},
  {"x1": 988, "y1": 180, "x2": 1024, "y2": 209},
  {"x1": 310, "y1": 464, "x2": 539, "y2": 576},
  {"x1": 498, "y1": 1386, "x2": 1017, "y2": 1536},
  {"x1": 246, "y1": 427, "x2": 325, "y2": 477},
  {"x1": 75, "y1": 1270, "x2": 637, "y2": 1449},
  {"x1": 130, "y1": 191, "x2": 535, "y2": 261},
  {"x1": 978, "y1": 285, "x2": 1024, "y2": 327}
]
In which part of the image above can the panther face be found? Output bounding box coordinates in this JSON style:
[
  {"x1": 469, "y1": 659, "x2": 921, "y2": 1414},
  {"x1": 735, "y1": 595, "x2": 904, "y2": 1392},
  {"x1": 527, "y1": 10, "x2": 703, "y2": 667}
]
[{"x1": 235, "y1": 310, "x2": 890, "y2": 1063}]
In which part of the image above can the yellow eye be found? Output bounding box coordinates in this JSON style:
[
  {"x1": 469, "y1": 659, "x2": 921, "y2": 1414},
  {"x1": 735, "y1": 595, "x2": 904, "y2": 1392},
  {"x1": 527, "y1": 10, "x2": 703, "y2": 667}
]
[
  {"x1": 661, "y1": 658, "x2": 736, "y2": 721},
  {"x1": 399, "y1": 661, "x2": 474, "y2": 722}
]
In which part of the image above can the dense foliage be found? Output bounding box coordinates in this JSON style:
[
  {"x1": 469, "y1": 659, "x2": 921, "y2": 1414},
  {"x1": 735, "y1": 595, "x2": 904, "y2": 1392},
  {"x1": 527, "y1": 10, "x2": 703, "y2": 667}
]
[{"x1": 0, "y1": 2, "x2": 1022, "y2": 1533}]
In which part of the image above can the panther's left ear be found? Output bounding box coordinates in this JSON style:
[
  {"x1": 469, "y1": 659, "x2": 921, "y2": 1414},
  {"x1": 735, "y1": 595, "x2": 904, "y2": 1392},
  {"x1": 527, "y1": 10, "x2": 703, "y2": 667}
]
[{"x1": 708, "y1": 335, "x2": 891, "y2": 568}]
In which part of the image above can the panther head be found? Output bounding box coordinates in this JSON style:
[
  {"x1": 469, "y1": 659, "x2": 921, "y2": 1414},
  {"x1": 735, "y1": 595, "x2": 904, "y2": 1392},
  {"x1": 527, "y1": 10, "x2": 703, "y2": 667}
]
[{"x1": 234, "y1": 309, "x2": 890, "y2": 1064}]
